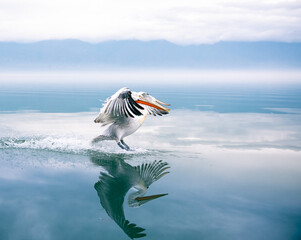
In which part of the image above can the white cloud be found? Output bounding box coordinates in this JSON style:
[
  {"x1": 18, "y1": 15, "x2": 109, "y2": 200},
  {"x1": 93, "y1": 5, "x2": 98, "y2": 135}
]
[
  {"x1": 1, "y1": 109, "x2": 301, "y2": 153},
  {"x1": 0, "y1": 0, "x2": 300, "y2": 44}
]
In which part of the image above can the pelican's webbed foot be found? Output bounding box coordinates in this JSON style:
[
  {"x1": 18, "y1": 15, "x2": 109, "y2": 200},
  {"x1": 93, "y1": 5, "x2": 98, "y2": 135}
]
[{"x1": 117, "y1": 140, "x2": 130, "y2": 151}]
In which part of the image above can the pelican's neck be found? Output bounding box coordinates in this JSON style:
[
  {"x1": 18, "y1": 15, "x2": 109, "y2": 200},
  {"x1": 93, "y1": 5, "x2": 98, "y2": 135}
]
[
  {"x1": 136, "y1": 110, "x2": 147, "y2": 124},
  {"x1": 127, "y1": 186, "x2": 147, "y2": 207}
]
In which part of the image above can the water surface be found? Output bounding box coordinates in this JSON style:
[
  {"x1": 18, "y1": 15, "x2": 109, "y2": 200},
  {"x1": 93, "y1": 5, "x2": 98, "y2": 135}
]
[{"x1": 1, "y1": 75, "x2": 301, "y2": 240}]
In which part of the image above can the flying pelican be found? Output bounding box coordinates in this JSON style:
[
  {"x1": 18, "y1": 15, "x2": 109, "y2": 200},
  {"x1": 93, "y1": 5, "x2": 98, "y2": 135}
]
[
  {"x1": 93, "y1": 87, "x2": 170, "y2": 150},
  {"x1": 92, "y1": 155, "x2": 170, "y2": 239}
]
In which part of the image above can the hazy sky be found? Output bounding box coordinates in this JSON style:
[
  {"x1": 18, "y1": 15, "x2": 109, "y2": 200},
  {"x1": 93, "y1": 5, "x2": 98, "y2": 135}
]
[
  {"x1": 0, "y1": 0, "x2": 300, "y2": 44},
  {"x1": 1, "y1": 70, "x2": 301, "y2": 86}
]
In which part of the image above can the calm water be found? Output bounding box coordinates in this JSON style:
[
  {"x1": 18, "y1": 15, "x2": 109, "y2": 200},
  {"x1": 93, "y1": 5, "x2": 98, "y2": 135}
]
[{"x1": 1, "y1": 76, "x2": 301, "y2": 240}]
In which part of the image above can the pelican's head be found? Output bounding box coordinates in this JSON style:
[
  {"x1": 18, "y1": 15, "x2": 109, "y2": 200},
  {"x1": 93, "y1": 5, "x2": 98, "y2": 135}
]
[
  {"x1": 127, "y1": 188, "x2": 168, "y2": 207},
  {"x1": 131, "y1": 91, "x2": 170, "y2": 115}
]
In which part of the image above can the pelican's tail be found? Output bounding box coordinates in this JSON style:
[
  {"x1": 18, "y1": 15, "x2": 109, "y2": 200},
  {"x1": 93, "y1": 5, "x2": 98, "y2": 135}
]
[{"x1": 92, "y1": 135, "x2": 115, "y2": 144}]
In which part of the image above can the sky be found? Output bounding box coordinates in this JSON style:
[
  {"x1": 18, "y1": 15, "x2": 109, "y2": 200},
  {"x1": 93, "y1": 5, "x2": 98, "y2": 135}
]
[
  {"x1": 0, "y1": 0, "x2": 301, "y2": 44},
  {"x1": 1, "y1": 70, "x2": 301, "y2": 86}
]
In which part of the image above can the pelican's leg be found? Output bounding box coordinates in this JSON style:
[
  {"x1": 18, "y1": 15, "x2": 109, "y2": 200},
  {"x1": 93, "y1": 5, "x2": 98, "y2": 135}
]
[
  {"x1": 120, "y1": 140, "x2": 130, "y2": 151},
  {"x1": 117, "y1": 141, "x2": 130, "y2": 151},
  {"x1": 117, "y1": 141, "x2": 127, "y2": 150}
]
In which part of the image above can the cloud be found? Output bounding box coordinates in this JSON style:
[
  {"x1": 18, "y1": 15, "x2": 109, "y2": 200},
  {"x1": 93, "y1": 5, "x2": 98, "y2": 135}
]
[
  {"x1": 134, "y1": 109, "x2": 301, "y2": 152},
  {"x1": 1, "y1": 109, "x2": 301, "y2": 153},
  {"x1": 0, "y1": 0, "x2": 300, "y2": 44}
]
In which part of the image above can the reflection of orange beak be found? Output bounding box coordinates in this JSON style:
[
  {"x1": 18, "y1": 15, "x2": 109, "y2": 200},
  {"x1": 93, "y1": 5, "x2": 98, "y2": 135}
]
[
  {"x1": 135, "y1": 193, "x2": 168, "y2": 202},
  {"x1": 136, "y1": 99, "x2": 170, "y2": 112}
]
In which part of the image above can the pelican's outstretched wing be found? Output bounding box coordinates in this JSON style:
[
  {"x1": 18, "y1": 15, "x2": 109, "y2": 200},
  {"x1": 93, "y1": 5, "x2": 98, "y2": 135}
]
[
  {"x1": 116, "y1": 218, "x2": 146, "y2": 239},
  {"x1": 143, "y1": 105, "x2": 169, "y2": 116},
  {"x1": 94, "y1": 88, "x2": 144, "y2": 125},
  {"x1": 138, "y1": 93, "x2": 170, "y2": 117},
  {"x1": 135, "y1": 160, "x2": 170, "y2": 187},
  {"x1": 95, "y1": 172, "x2": 146, "y2": 239}
]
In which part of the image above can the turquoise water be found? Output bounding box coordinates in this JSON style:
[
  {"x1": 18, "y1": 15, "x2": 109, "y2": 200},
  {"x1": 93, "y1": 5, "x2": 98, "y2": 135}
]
[
  {"x1": 1, "y1": 84, "x2": 301, "y2": 113},
  {"x1": 1, "y1": 78, "x2": 301, "y2": 240}
]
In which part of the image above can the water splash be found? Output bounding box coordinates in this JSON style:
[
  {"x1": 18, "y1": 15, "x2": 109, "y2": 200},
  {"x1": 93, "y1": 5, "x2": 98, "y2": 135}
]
[{"x1": 0, "y1": 136, "x2": 149, "y2": 155}]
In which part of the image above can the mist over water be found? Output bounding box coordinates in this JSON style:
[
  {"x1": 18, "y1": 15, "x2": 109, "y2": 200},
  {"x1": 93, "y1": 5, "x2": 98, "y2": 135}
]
[
  {"x1": 1, "y1": 71, "x2": 301, "y2": 240},
  {"x1": 1, "y1": 70, "x2": 301, "y2": 114}
]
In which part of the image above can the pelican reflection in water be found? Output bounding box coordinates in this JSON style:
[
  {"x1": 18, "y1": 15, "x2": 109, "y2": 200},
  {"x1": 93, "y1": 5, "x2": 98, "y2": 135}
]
[{"x1": 91, "y1": 155, "x2": 170, "y2": 239}]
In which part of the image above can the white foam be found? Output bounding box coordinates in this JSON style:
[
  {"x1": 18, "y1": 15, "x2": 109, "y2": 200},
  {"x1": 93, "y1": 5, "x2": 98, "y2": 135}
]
[
  {"x1": 0, "y1": 112, "x2": 150, "y2": 155},
  {"x1": 0, "y1": 136, "x2": 149, "y2": 155}
]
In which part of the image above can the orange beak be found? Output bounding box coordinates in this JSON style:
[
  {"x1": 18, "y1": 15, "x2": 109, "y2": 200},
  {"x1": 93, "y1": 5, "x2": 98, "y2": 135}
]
[
  {"x1": 136, "y1": 99, "x2": 170, "y2": 112},
  {"x1": 135, "y1": 193, "x2": 168, "y2": 202}
]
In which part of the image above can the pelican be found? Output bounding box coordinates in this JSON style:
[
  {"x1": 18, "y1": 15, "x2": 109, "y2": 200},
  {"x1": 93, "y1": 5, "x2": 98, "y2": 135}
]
[
  {"x1": 92, "y1": 155, "x2": 170, "y2": 239},
  {"x1": 93, "y1": 87, "x2": 170, "y2": 150}
]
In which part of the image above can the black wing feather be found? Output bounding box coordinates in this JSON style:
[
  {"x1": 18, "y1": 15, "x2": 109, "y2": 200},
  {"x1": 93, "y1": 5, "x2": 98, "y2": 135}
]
[{"x1": 107, "y1": 89, "x2": 144, "y2": 118}]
